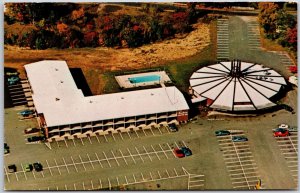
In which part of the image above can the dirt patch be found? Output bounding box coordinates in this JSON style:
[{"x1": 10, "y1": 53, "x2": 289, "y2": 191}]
[{"x1": 4, "y1": 22, "x2": 211, "y2": 93}]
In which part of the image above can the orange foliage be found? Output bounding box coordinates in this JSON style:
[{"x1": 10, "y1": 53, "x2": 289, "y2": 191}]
[
  {"x1": 56, "y1": 22, "x2": 69, "y2": 34},
  {"x1": 71, "y1": 7, "x2": 85, "y2": 21}
]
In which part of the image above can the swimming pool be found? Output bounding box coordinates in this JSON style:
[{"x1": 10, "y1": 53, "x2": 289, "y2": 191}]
[{"x1": 129, "y1": 75, "x2": 161, "y2": 84}]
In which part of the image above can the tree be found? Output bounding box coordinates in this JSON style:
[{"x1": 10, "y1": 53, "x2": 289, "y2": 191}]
[
  {"x1": 286, "y1": 27, "x2": 297, "y2": 51},
  {"x1": 258, "y1": 2, "x2": 279, "y2": 39}
]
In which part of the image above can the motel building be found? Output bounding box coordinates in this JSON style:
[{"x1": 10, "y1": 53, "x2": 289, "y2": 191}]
[{"x1": 24, "y1": 60, "x2": 189, "y2": 141}]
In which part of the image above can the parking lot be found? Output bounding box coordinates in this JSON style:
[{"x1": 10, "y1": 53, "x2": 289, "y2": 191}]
[
  {"x1": 33, "y1": 167, "x2": 204, "y2": 190},
  {"x1": 217, "y1": 18, "x2": 230, "y2": 60},
  {"x1": 216, "y1": 130, "x2": 262, "y2": 190},
  {"x1": 4, "y1": 140, "x2": 189, "y2": 184},
  {"x1": 274, "y1": 130, "x2": 298, "y2": 186}
]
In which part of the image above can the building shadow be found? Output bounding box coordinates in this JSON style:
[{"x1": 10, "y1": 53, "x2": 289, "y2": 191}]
[{"x1": 69, "y1": 68, "x2": 92, "y2": 96}]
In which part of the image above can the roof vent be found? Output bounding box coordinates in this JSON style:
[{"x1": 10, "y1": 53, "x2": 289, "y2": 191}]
[
  {"x1": 121, "y1": 97, "x2": 124, "y2": 99},
  {"x1": 90, "y1": 100, "x2": 93, "y2": 103},
  {"x1": 55, "y1": 68, "x2": 58, "y2": 71},
  {"x1": 151, "y1": 93, "x2": 154, "y2": 96},
  {"x1": 60, "y1": 81, "x2": 64, "y2": 83},
  {"x1": 55, "y1": 98, "x2": 60, "y2": 101}
]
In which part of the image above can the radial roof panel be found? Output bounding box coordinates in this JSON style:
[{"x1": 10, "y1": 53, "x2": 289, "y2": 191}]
[{"x1": 189, "y1": 61, "x2": 286, "y2": 112}]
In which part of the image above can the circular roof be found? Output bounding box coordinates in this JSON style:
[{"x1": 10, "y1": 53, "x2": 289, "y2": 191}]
[{"x1": 189, "y1": 61, "x2": 287, "y2": 111}]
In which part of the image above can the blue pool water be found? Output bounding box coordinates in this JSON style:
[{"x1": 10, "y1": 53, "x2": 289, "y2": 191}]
[{"x1": 129, "y1": 75, "x2": 161, "y2": 84}]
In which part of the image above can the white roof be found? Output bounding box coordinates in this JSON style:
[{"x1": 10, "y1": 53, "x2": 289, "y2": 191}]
[
  {"x1": 189, "y1": 61, "x2": 287, "y2": 111},
  {"x1": 25, "y1": 61, "x2": 189, "y2": 127}
]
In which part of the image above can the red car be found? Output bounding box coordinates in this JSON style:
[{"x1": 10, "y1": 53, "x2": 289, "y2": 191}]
[
  {"x1": 173, "y1": 148, "x2": 185, "y2": 158},
  {"x1": 273, "y1": 128, "x2": 289, "y2": 137},
  {"x1": 289, "y1": 66, "x2": 297, "y2": 73}
]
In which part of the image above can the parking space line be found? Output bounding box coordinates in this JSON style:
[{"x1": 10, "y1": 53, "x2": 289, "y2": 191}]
[
  {"x1": 94, "y1": 153, "x2": 103, "y2": 168},
  {"x1": 103, "y1": 151, "x2": 111, "y2": 167},
  {"x1": 87, "y1": 153, "x2": 95, "y2": 169},
  {"x1": 20, "y1": 163, "x2": 28, "y2": 180},
  {"x1": 15, "y1": 171, "x2": 19, "y2": 181},
  {"x1": 143, "y1": 146, "x2": 152, "y2": 161},
  {"x1": 150, "y1": 128, "x2": 155, "y2": 136},
  {"x1": 64, "y1": 139, "x2": 68, "y2": 148},
  {"x1": 80, "y1": 138, "x2": 84, "y2": 146},
  {"x1": 165, "y1": 169, "x2": 170, "y2": 177},
  {"x1": 142, "y1": 129, "x2": 147, "y2": 136},
  {"x1": 91, "y1": 180, "x2": 94, "y2": 189},
  {"x1": 99, "y1": 179, "x2": 102, "y2": 189},
  {"x1": 108, "y1": 178, "x2": 111, "y2": 190},
  {"x1": 119, "y1": 132, "x2": 124, "y2": 141},
  {"x1": 127, "y1": 132, "x2": 132, "y2": 139},
  {"x1": 72, "y1": 138, "x2": 76, "y2": 147},
  {"x1": 111, "y1": 150, "x2": 120, "y2": 166},
  {"x1": 88, "y1": 136, "x2": 92, "y2": 144},
  {"x1": 65, "y1": 184, "x2": 68, "y2": 190},
  {"x1": 79, "y1": 155, "x2": 87, "y2": 171},
  {"x1": 74, "y1": 183, "x2": 76, "y2": 190},
  {"x1": 149, "y1": 172, "x2": 153, "y2": 180},
  {"x1": 125, "y1": 175, "x2": 129, "y2": 185},
  {"x1": 231, "y1": 175, "x2": 259, "y2": 180},
  {"x1": 56, "y1": 140, "x2": 60, "y2": 148},
  {"x1": 135, "y1": 147, "x2": 144, "y2": 163},
  {"x1": 228, "y1": 166, "x2": 258, "y2": 172},
  {"x1": 119, "y1": 150, "x2": 128, "y2": 165},
  {"x1": 174, "y1": 141, "x2": 180, "y2": 148},
  {"x1": 71, "y1": 156, "x2": 79, "y2": 172},
  {"x1": 174, "y1": 168, "x2": 178, "y2": 176},
  {"x1": 54, "y1": 159, "x2": 61, "y2": 175},
  {"x1": 157, "y1": 170, "x2": 162, "y2": 179},
  {"x1": 182, "y1": 140, "x2": 188, "y2": 147},
  {"x1": 127, "y1": 148, "x2": 136, "y2": 164},
  {"x1": 4, "y1": 167, "x2": 10, "y2": 182},
  {"x1": 159, "y1": 144, "x2": 169, "y2": 159},
  {"x1": 62, "y1": 157, "x2": 70, "y2": 174},
  {"x1": 226, "y1": 159, "x2": 254, "y2": 164},
  {"x1": 133, "y1": 174, "x2": 137, "y2": 182},
  {"x1": 134, "y1": 130, "x2": 140, "y2": 138},
  {"x1": 116, "y1": 177, "x2": 119, "y2": 186},
  {"x1": 46, "y1": 160, "x2": 53, "y2": 176},
  {"x1": 157, "y1": 127, "x2": 163, "y2": 135},
  {"x1": 95, "y1": 135, "x2": 100, "y2": 143},
  {"x1": 167, "y1": 143, "x2": 176, "y2": 158},
  {"x1": 83, "y1": 182, "x2": 86, "y2": 190},
  {"x1": 141, "y1": 172, "x2": 145, "y2": 181},
  {"x1": 151, "y1": 145, "x2": 160, "y2": 160},
  {"x1": 102, "y1": 134, "x2": 108, "y2": 142},
  {"x1": 111, "y1": 133, "x2": 116, "y2": 141}
]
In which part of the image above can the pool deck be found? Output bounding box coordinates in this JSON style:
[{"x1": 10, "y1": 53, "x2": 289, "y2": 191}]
[{"x1": 115, "y1": 71, "x2": 172, "y2": 88}]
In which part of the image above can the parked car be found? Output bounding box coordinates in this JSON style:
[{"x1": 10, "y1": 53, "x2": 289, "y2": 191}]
[
  {"x1": 27, "y1": 136, "x2": 44, "y2": 143},
  {"x1": 169, "y1": 124, "x2": 178, "y2": 132},
  {"x1": 8, "y1": 164, "x2": 17, "y2": 173},
  {"x1": 181, "y1": 147, "x2": 192, "y2": 156},
  {"x1": 24, "y1": 164, "x2": 33, "y2": 172},
  {"x1": 24, "y1": 127, "x2": 39, "y2": 134},
  {"x1": 289, "y1": 66, "x2": 297, "y2": 73},
  {"x1": 7, "y1": 76, "x2": 20, "y2": 85},
  {"x1": 173, "y1": 148, "x2": 185, "y2": 158},
  {"x1": 273, "y1": 128, "x2": 289, "y2": 137},
  {"x1": 19, "y1": 109, "x2": 34, "y2": 116},
  {"x1": 232, "y1": 136, "x2": 248, "y2": 142},
  {"x1": 4, "y1": 143, "x2": 10, "y2": 154},
  {"x1": 33, "y1": 162, "x2": 43, "y2": 172},
  {"x1": 215, "y1": 130, "x2": 231, "y2": 136}
]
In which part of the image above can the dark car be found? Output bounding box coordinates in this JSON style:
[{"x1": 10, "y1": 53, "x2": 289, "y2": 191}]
[
  {"x1": 24, "y1": 127, "x2": 39, "y2": 134},
  {"x1": 24, "y1": 164, "x2": 33, "y2": 172},
  {"x1": 27, "y1": 136, "x2": 43, "y2": 143},
  {"x1": 181, "y1": 147, "x2": 192, "y2": 156},
  {"x1": 8, "y1": 164, "x2": 17, "y2": 173},
  {"x1": 232, "y1": 136, "x2": 248, "y2": 142},
  {"x1": 173, "y1": 148, "x2": 185, "y2": 158},
  {"x1": 4, "y1": 143, "x2": 10, "y2": 154},
  {"x1": 215, "y1": 130, "x2": 231, "y2": 136},
  {"x1": 169, "y1": 124, "x2": 178, "y2": 132},
  {"x1": 33, "y1": 162, "x2": 43, "y2": 172},
  {"x1": 7, "y1": 76, "x2": 20, "y2": 85},
  {"x1": 19, "y1": 109, "x2": 34, "y2": 116}
]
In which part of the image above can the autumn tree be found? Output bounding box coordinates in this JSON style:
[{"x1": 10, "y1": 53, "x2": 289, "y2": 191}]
[{"x1": 258, "y1": 2, "x2": 279, "y2": 39}]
